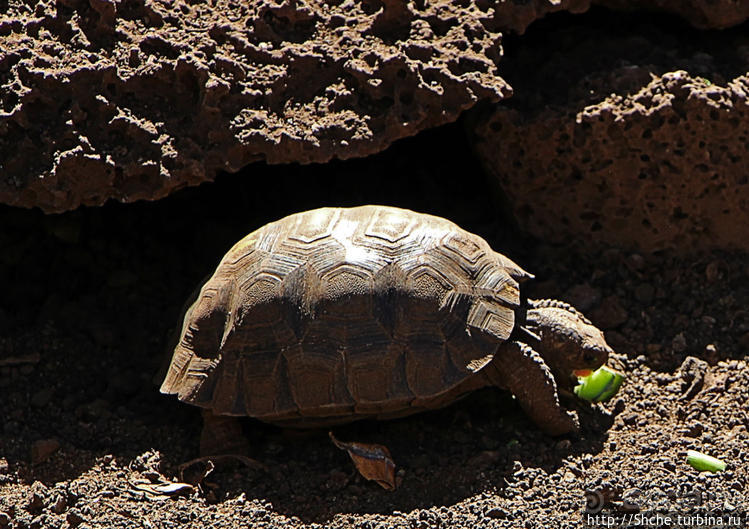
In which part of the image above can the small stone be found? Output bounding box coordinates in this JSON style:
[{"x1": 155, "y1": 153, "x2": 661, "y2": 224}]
[
  {"x1": 50, "y1": 495, "x2": 67, "y2": 514},
  {"x1": 31, "y1": 439, "x2": 60, "y2": 465},
  {"x1": 26, "y1": 482, "x2": 47, "y2": 513},
  {"x1": 143, "y1": 470, "x2": 161, "y2": 483},
  {"x1": 678, "y1": 356, "x2": 707, "y2": 399},
  {"x1": 672, "y1": 332, "x2": 688, "y2": 353},
  {"x1": 486, "y1": 507, "x2": 509, "y2": 519},
  {"x1": 705, "y1": 260, "x2": 723, "y2": 282},
  {"x1": 467, "y1": 450, "x2": 501, "y2": 468},
  {"x1": 564, "y1": 283, "x2": 601, "y2": 312},
  {"x1": 590, "y1": 295, "x2": 628, "y2": 330},
  {"x1": 705, "y1": 344, "x2": 717, "y2": 354},
  {"x1": 0, "y1": 458, "x2": 8, "y2": 475},
  {"x1": 66, "y1": 509, "x2": 85, "y2": 528},
  {"x1": 625, "y1": 253, "x2": 645, "y2": 271}
]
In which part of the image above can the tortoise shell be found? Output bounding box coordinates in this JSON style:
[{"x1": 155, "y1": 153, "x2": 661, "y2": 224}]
[{"x1": 161, "y1": 205, "x2": 531, "y2": 426}]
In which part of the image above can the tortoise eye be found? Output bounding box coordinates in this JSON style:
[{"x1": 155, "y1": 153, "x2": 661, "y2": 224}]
[{"x1": 583, "y1": 352, "x2": 596, "y2": 365}]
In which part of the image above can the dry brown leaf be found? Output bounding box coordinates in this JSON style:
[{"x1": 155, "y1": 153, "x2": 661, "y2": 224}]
[
  {"x1": 130, "y1": 480, "x2": 194, "y2": 500},
  {"x1": 329, "y1": 432, "x2": 396, "y2": 491}
]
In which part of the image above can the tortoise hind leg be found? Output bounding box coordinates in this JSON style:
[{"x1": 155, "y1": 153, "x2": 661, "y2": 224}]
[
  {"x1": 200, "y1": 409, "x2": 250, "y2": 456},
  {"x1": 487, "y1": 341, "x2": 579, "y2": 436}
]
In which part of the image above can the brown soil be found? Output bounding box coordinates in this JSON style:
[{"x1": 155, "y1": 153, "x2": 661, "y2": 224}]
[{"x1": 2, "y1": 116, "x2": 748, "y2": 528}]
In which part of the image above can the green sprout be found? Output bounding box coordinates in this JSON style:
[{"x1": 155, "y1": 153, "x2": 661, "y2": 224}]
[
  {"x1": 686, "y1": 450, "x2": 726, "y2": 472},
  {"x1": 574, "y1": 366, "x2": 625, "y2": 402}
]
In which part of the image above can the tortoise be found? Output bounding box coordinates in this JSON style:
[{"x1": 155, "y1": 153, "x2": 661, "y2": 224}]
[{"x1": 161, "y1": 205, "x2": 612, "y2": 457}]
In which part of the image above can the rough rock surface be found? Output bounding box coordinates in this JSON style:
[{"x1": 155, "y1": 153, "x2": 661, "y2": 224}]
[
  {"x1": 472, "y1": 17, "x2": 749, "y2": 253},
  {"x1": 0, "y1": 0, "x2": 509, "y2": 212},
  {"x1": 3, "y1": 1, "x2": 749, "y2": 213}
]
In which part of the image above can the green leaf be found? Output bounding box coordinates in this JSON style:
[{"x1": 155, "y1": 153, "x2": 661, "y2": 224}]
[
  {"x1": 574, "y1": 366, "x2": 625, "y2": 402},
  {"x1": 687, "y1": 450, "x2": 726, "y2": 472}
]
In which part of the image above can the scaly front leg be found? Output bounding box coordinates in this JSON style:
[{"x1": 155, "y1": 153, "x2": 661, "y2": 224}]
[{"x1": 488, "y1": 341, "x2": 579, "y2": 436}]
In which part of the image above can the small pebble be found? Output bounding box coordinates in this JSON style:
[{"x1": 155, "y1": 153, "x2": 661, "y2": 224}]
[
  {"x1": 486, "y1": 507, "x2": 509, "y2": 519},
  {"x1": 26, "y1": 482, "x2": 47, "y2": 513},
  {"x1": 590, "y1": 295, "x2": 628, "y2": 330},
  {"x1": 564, "y1": 283, "x2": 601, "y2": 312},
  {"x1": 31, "y1": 439, "x2": 60, "y2": 466},
  {"x1": 66, "y1": 509, "x2": 85, "y2": 528},
  {"x1": 626, "y1": 253, "x2": 645, "y2": 271},
  {"x1": 672, "y1": 332, "x2": 688, "y2": 353},
  {"x1": 143, "y1": 470, "x2": 161, "y2": 483},
  {"x1": 467, "y1": 450, "x2": 501, "y2": 468},
  {"x1": 50, "y1": 495, "x2": 67, "y2": 514},
  {"x1": 705, "y1": 261, "x2": 723, "y2": 282}
]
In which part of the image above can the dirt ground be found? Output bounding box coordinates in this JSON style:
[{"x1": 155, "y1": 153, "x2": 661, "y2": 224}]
[{"x1": 3, "y1": 12, "x2": 749, "y2": 529}]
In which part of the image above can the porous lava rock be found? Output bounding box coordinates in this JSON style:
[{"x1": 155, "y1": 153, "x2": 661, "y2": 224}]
[
  {"x1": 3, "y1": 1, "x2": 749, "y2": 213},
  {"x1": 474, "y1": 67, "x2": 749, "y2": 253},
  {"x1": 0, "y1": 0, "x2": 510, "y2": 212}
]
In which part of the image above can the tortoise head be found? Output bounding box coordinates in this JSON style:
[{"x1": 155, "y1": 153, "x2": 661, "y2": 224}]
[{"x1": 524, "y1": 299, "x2": 612, "y2": 387}]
